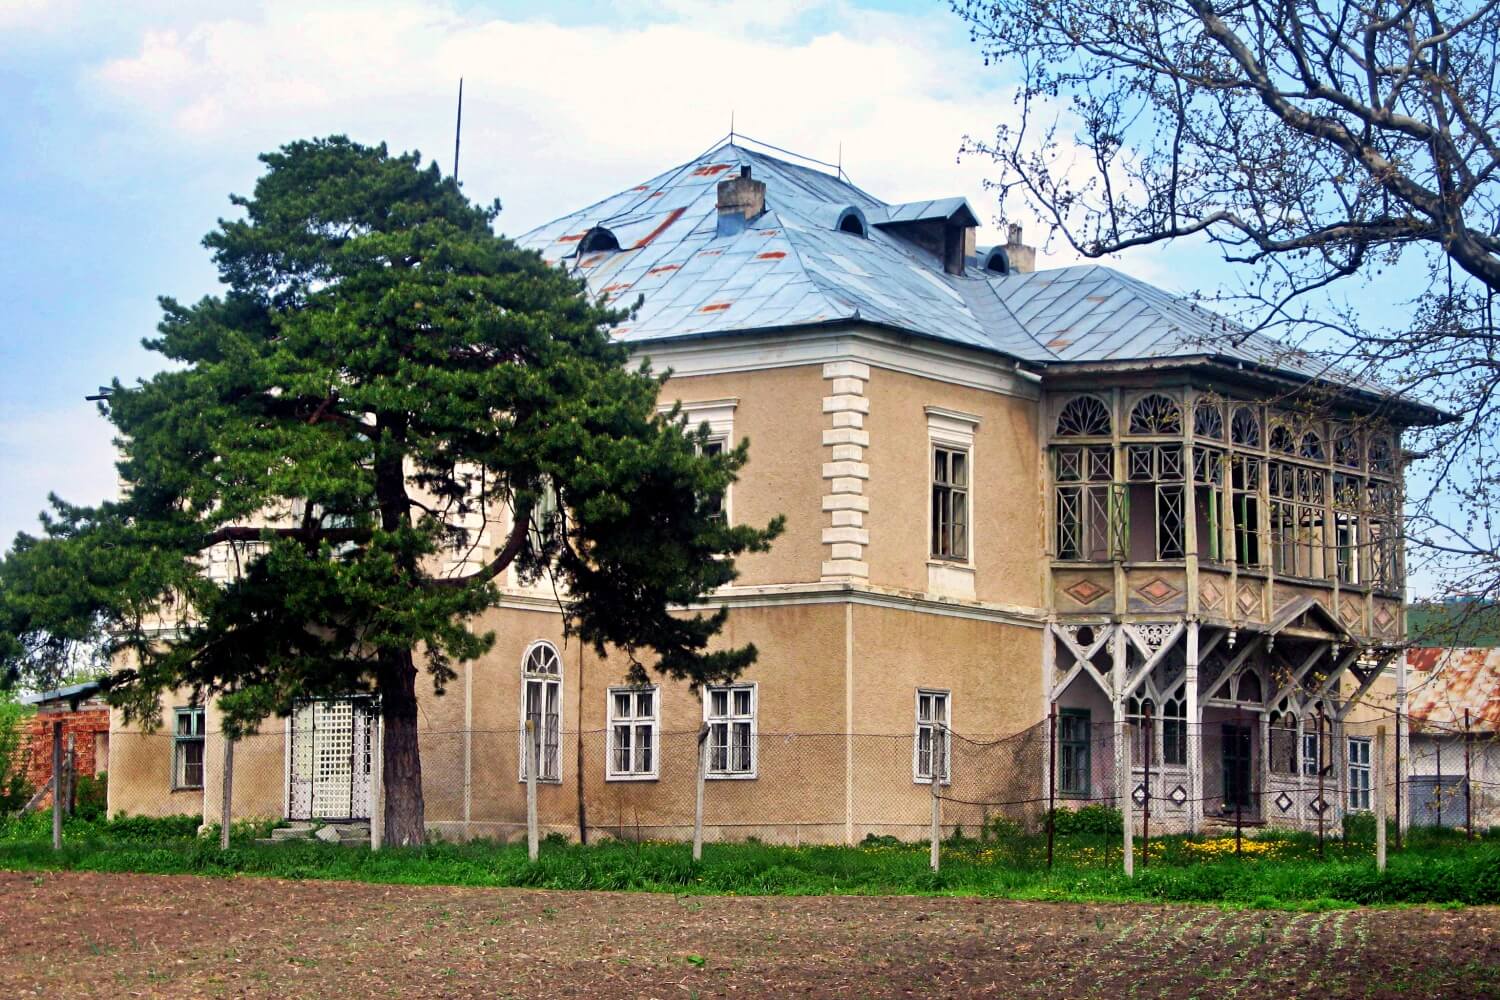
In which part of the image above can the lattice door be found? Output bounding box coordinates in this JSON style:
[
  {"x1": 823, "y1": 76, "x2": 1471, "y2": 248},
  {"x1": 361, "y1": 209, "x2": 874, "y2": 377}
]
[{"x1": 289, "y1": 698, "x2": 377, "y2": 820}]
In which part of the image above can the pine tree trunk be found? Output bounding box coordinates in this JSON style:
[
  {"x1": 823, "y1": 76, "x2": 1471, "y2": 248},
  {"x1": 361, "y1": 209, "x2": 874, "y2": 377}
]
[{"x1": 380, "y1": 648, "x2": 425, "y2": 846}]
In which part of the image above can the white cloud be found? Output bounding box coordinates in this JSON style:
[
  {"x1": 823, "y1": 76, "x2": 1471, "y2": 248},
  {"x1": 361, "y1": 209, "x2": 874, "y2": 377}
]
[{"x1": 83, "y1": 0, "x2": 1049, "y2": 248}]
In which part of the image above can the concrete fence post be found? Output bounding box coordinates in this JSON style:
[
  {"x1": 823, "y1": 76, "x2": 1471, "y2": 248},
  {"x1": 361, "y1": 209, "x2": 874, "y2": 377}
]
[
  {"x1": 50, "y1": 720, "x2": 62, "y2": 852},
  {"x1": 929, "y1": 727, "x2": 942, "y2": 873},
  {"x1": 220, "y1": 735, "x2": 235, "y2": 851},
  {"x1": 1376, "y1": 725, "x2": 1387, "y2": 872},
  {"x1": 1121, "y1": 719, "x2": 1133, "y2": 879},
  {"x1": 694, "y1": 724, "x2": 709, "y2": 862},
  {"x1": 370, "y1": 720, "x2": 384, "y2": 852},
  {"x1": 528, "y1": 719, "x2": 540, "y2": 863}
]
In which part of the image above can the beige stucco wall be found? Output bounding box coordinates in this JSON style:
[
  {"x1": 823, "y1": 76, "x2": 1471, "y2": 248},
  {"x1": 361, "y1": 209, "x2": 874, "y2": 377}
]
[
  {"x1": 656, "y1": 364, "x2": 827, "y2": 587},
  {"x1": 107, "y1": 692, "x2": 206, "y2": 820},
  {"x1": 861, "y1": 367, "x2": 1043, "y2": 607}
]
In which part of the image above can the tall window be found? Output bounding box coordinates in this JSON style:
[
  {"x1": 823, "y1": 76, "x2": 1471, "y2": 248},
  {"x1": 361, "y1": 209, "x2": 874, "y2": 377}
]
[
  {"x1": 607, "y1": 687, "x2": 658, "y2": 780},
  {"x1": 931, "y1": 446, "x2": 969, "y2": 560},
  {"x1": 1058, "y1": 708, "x2": 1091, "y2": 796},
  {"x1": 1162, "y1": 696, "x2": 1187, "y2": 766},
  {"x1": 1348, "y1": 737, "x2": 1372, "y2": 811},
  {"x1": 1125, "y1": 696, "x2": 1157, "y2": 766},
  {"x1": 1055, "y1": 444, "x2": 1116, "y2": 560},
  {"x1": 172, "y1": 707, "x2": 205, "y2": 790},
  {"x1": 1269, "y1": 462, "x2": 1326, "y2": 578},
  {"x1": 1367, "y1": 481, "x2": 1399, "y2": 591},
  {"x1": 520, "y1": 641, "x2": 562, "y2": 782},
  {"x1": 1269, "y1": 712, "x2": 1299, "y2": 775},
  {"x1": 1193, "y1": 446, "x2": 1225, "y2": 560},
  {"x1": 1126, "y1": 444, "x2": 1185, "y2": 559},
  {"x1": 1302, "y1": 730, "x2": 1323, "y2": 777},
  {"x1": 914, "y1": 689, "x2": 951, "y2": 782},
  {"x1": 698, "y1": 438, "x2": 727, "y2": 522},
  {"x1": 1333, "y1": 474, "x2": 1361, "y2": 584},
  {"x1": 1231, "y1": 455, "x2": 1262, "y2": 566},
  {"x1": 705, "y1": 683, "x2": 756, "y2": 778}
]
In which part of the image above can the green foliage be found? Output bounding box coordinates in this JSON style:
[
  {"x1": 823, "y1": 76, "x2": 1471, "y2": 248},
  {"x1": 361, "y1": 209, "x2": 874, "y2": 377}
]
[
  {"x1": 72, "y1": 772, "x2": 107, "y2": 821},
  {"x1": 0, "y1": 692, "x2": 31, "y2": 815},
  {"x1": 1341, "y1": 811, "x2": 1397, "y2": 844},
  {"x1": 982, "y1": 815, "x2": 1024, "y2": 842},
  {"x1": 1049, "y1": 804, "x2": 1123, "y2": 836},
  {"x1": 0, "y1": 830, "x2": 1497, "y2": 907}
]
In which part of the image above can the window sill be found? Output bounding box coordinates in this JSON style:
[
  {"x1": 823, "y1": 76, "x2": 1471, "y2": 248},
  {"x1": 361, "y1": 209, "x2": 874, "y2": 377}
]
[
  {"x1": 604, "y1": 773, "x2": 659, "y2": 783},
  {"x1": 912, "y1": 777, "x2": 953, "y2": 787},
  {"x1": 170, "y1": 785, "x2": 203, "y2": 794},
  {"x1": 706, "y1": 772, "x2": 757, "y2": 781},
  {"x1": 516, "y1": 778, "x2": 564, "y2": 786}
]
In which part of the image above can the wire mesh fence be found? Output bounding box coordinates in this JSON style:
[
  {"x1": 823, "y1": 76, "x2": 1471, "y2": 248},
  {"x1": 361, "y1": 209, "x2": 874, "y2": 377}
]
[{"x1": 14, "y1": 703, "x2": 1500, "y2": 872}]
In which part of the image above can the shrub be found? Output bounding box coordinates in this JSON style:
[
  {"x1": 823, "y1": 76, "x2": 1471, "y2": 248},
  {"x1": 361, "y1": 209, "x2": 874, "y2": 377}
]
[
  {"x1": 0, "y1": 696, "x2": 32, "y2": 816},
  {"x1": 73, "y1": 772, "x2": 107, "y2": 821},
  {"x1": 1341, "y1": 812, "x2": 1397, "y2": 844},
  {"x1": 1050, "y1": 804, "x2": 1123, "y2": 836},
  {"x1": 983, "y1": 815, "x2": 1025, "y2": 842}
]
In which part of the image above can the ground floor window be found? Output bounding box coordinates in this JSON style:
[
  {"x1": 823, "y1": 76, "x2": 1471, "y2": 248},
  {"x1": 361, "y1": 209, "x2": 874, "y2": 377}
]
[
  {"x1": 172, "y1": 707, "x2": 205, "y2": 790},
  {"x1": 607, "y1": 687, "x2": 658, "y2": 780},
  {"x1": 914, "y1": 689, "x2": 950, "y2": 782},
  {"x1": 705, "y1": 684, "x2": 756, "y2": 778},
  {"x1": 521, "y1": 641, "x2": 562, "y2": 783},
  {"x1": 1059, "y1": 708, "x2": 1091, "y2": 796},
  {"x1": 1348, "y1": 737, "x2": 1372, "y2": 811}
]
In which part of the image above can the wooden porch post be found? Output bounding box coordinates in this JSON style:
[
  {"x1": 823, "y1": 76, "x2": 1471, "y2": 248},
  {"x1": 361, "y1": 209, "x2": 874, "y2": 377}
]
[{"x1": 1185, "y1": 622, "x2": 1201, "y2": 834}]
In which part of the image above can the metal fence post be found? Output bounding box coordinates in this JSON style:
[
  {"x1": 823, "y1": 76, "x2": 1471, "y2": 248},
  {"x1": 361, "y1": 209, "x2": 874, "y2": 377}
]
[
  {"x1": 1235, "y1": 707, "x2": 1244, "y2": 857},
  {"x1": 63, "y1": 733, "x2": 75, "y2": 817},
  {"x1": 1376, "y1": 724, "x2": 1387, "y2": 872},
  {"x1": 929, "y1": 723, "x2": 942, "y2": 872},
  {"x1": 50, "y1": 720, "x2": 62, "y2": 851},
  {"x1": 525, "y1": 718, "x2": 539, "y2": 862},
  {"x1": 1436, "y1": 730, "x2": 1444, "y2": 829},
  {"x1": 694, "y1": 723, "x2": 708, "y2": 862},
  {"x1": 220, "y1": 735, "x2": 235, "y2": 851},
  {"x1": 1047, "y1": 703, "x2": 1057, "y2": 870},
  {"x1": 1465, "y1": 709, "x2": 1474, "y2": 841}
]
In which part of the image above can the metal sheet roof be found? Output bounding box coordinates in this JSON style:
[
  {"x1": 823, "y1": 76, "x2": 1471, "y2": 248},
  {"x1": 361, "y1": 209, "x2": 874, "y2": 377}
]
[
  {"x1": 1408, "y1": 648, "x2": 1500, "y2": 733},
  {"x1": 516, "y1": 142, "x2": 1413, "y2": 400}
]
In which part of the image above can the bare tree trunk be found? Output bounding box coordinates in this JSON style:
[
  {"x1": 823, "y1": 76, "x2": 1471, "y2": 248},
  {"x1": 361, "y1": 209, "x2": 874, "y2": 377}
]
[{"x1": 380, "y1": 648, "x2": 425, "y2": 847}]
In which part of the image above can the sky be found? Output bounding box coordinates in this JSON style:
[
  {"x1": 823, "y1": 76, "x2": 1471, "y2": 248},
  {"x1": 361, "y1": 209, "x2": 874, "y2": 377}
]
[{"x1": 0, "y1": 0, "x2": 1244, "y2": 554}]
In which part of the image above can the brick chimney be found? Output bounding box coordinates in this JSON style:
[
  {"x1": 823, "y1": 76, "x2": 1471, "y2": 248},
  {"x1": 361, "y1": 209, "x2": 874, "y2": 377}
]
[
  {"x1": 716, "y1": 165, "x2": 766, "y2": 237},
  {"x1": 1004, "y1": 223, "x2": 1037, "y2": 274}
]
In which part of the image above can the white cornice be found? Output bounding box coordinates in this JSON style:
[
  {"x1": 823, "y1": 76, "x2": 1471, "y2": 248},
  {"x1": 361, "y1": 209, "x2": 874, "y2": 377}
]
[
  {"x1": 632, "y1": 325, "x2": 1042, "y2": 401},
  {"x1": 492, "y1": 581, "x2": 1046, "y2": 629}
]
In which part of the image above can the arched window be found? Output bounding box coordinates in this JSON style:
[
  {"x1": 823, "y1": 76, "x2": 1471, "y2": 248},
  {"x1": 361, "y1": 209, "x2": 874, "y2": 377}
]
[
  {"x1": 1333, "y1": 426, "x2": 1359, "y2": 468},
  {"x1": 1269, "y1": 711, "x2": 1299, "y2": 774},
  {"x1": 520, "y1": 641, "x2": 562, "y2": 782},
  {"x1": 1236, "y1": 671, "x2": 1263, "y2": 705},
  {"x1": 1299, "y1": 430, "x2": 1325, "y2": 461},
  {"x1": 578, "y1": 227, "x2": 620, "y2": 253},
  {"x1": 1269, "y1": 425, "x2": 1296, "y2": 454},
  {"x1": 1230, "y1": 407, "x2": 1261, "y2": 447},
  {"x1": 1368, "y1": 436, "x2": 1395, "y2": 475},
  {"x1": 1194, "y1": 400, "x2": 1224, "y2": 440},
  {"x1": 1056, "y1": 395, "x2": 1112, "y2": 437},
  {"x1": 1128, "y1": 394, "x2": 1182, "y2": 435},
  {"x1": 1162, "y1": 696, "x2": 1187, "y2": 765}
]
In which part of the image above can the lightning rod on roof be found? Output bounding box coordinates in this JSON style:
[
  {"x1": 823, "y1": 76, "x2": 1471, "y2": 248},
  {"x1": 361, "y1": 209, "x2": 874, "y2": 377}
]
[{"x1": 453, "y1": 77, "x2": 464, "y2": 184}]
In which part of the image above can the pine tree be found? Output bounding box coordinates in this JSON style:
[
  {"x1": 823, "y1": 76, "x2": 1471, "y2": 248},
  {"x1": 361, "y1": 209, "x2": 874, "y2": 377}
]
[{"x1": 0, "y1": 137, "x2": 781, "y2": 845}]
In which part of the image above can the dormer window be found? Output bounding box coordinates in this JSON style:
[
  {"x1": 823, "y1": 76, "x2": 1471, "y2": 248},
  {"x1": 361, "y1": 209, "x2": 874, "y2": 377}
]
[
  {"x1": 578, "y1": 227, "x2": 620, "y2": 253},
  {"x1": 980, "y1": 247, "x2": 1011, "y2": 274},
  {"x1": 837, "y1": 208, "x2": 867, "y2": 237}
]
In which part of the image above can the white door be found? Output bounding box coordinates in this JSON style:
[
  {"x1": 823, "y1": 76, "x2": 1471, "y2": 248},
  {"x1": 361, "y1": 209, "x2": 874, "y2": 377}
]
[{"x1": 289, "y1": 698, "x2": 377, "y2": 820}]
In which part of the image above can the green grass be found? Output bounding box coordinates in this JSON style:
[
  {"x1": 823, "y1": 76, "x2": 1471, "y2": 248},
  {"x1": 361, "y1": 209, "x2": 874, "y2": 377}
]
[{"x1": 1, "y1": 813, "x2": 1496, "y2": 908}]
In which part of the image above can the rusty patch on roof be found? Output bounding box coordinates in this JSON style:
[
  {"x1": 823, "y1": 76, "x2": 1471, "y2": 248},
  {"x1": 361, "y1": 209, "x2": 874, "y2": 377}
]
[
  {"x1": 1086, "y1": 295, "x2": 1108, "y2": 303},
  {"x1": 697, "y1": 249, "x2": 724, "y2": 257},
  {"x1": 1047, "y1": 338, "x2": 1073, "y2": 349},
  {"x1": 630, "y1": 185, "x2": 649, "y2": 191},
  {"x1": 755, "y1": 251, "x2": 787, "y2": 261},
  {"x1": 759, "y1": 230, "x2": 780, "y2": 237},
  {"x1": 699, "y1": 302, "x2": 732, "y2": 313},
  {"x1": 556, "y1": 232, "x2": 587, "y2": 243},
  {"x1": 647, "y1": 264, "x2": 681, "y2": 275},
  {"x1": 690, "y1": 164, "x2": 733, "y2": 177},
  {"x1": 600, "y1": 283, "x2": 630, "y2": 293},
  {"x1": 579, "y1": 254, "x2": 605, "y2": 267},
  {"x1": 1408, "y1": 647, "x2": 1500, "y2": 732},
  {"x1": 631, "y1": 207, "x2": 687, "y2": 250}
]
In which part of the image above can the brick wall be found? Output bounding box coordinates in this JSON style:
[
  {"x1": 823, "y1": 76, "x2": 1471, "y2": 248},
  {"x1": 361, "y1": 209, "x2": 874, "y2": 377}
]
[{"x1": 24, "y1": 705, "x2": 111, "y2": 799}]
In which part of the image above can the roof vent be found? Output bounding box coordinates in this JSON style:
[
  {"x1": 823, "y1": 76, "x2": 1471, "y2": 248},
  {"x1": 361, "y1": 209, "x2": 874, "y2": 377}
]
[
  {"x1": 578, "y1": 226, "x2": 620, "y2": 254},
  {"x1": 837, "y1": 208, "x2": 867, "y2": 237},
  {"x1": 716, "y1": 166, "x2": 767, "y2": 238}
]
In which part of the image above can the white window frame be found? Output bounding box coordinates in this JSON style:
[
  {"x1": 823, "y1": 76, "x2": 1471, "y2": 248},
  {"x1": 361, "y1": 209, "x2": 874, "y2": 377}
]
[
  {"x1": 606, "y1": 686, "x2": 660, "y2": 781},
  {"x1": 913, "y1": 688, "x2": 952, "y2": 784},
  {"x1": 926, "y1": 407, "x2": 979, "y2": 576},
  {"x1": 1347, "y1": 736, "x2": 1372, "y2": 811},
  {"x1": 703, "y1": 682, "x2": 757, "y2": 779},
  {"x1": 1301, "y1": 731, "x2": 1323, "y2": 777},
  {"x1": 663, "y1": 398, "x2": 737, "y2": 525},
  {"x1": 172, "y1": 706, "x2": 206, "y2": 790},
  {"x1": 518, "y1": 640, "x2": 563, "y2": 784}
]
